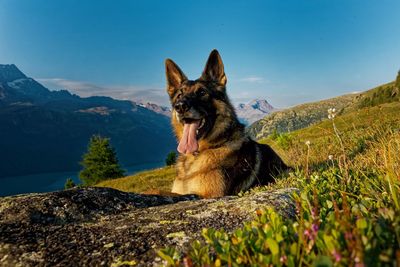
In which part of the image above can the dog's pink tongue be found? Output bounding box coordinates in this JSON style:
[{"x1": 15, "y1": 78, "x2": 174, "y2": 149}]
[{"x1": 177, "y1": 121, "x2": 199, "y2": 154}]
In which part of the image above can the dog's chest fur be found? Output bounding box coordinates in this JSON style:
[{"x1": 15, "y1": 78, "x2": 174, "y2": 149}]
[{"x1": 171, "y1": 137, "x2": 266, "y2": 198}]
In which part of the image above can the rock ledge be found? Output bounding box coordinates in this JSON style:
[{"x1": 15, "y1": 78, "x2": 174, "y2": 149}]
[{"x1": 0, "y1": 187, "x2": 297, "y2": 266}]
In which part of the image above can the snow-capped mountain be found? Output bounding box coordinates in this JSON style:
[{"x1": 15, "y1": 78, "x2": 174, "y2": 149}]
[
  {"x1": 138, "y1": 102, "x2": 171, "y2": 117},
  {"x1": 236, "y1": 99, "x2": 275, "y2": 125}
]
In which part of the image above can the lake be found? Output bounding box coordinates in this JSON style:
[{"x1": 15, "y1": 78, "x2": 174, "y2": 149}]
[{"x1": 0, "y1": 161, "x2": 164, "y2": 197}]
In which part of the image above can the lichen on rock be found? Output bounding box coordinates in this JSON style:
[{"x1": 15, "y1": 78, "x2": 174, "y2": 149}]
[{"x1": 0, "y1": 187, "x2": 297, "y2": 266}]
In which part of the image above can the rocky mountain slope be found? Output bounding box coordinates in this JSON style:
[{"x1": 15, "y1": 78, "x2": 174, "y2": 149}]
[
  {"x1": 0, "y1": 187, "x2": 297, "y2": 266},
  {"x1": 138, "y1": 102, "x2": 171, "y2": 117},
  {"x1": 247, "y1": 94, "x2": 357, "y2": 139},
  {"x1": 235, "y1": 99, "x2": 274, "y2": 125},
  {"x1": 0, "y1": 64, "x2": 175, "y2": 178}
]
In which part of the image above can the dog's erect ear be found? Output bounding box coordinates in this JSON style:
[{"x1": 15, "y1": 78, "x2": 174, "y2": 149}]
[
  {"x1": 201, "y1": 49, "x2": 227, "y2": 86},
  {"x1": 165, "y1": 59, "x2": 187, "y2": 96}
]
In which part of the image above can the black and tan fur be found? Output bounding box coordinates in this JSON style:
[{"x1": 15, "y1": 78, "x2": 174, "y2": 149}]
[{"x1": 166, "y1": 49, "x2": 288, "y2": 198}]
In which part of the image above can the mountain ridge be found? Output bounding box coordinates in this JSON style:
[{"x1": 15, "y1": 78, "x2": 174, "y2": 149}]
[{"x1": 0, "y1": 64, "x2": 176, "y2": 178}]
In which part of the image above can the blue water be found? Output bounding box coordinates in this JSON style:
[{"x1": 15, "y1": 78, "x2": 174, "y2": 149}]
[{"x1": 0, "y1": 161, "x2": 164, "y2": 197}]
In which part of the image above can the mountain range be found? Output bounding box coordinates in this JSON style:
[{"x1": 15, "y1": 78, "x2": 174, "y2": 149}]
[
  {"x1": 0, "y1": 64, "x2": 176, "y2": 178},
  {"x1": 140, "y1": 99, "x2": 276, "y2": 126}
]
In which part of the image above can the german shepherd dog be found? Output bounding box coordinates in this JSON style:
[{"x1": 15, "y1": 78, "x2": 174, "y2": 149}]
[{"x1": 165, "y1": 50, "x2": 288, "y2": 198}]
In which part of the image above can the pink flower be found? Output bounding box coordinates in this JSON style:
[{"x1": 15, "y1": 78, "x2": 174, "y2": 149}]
[
  {"x1": 304, "y1": 229, "x2": 311, "y2": 239},
  {"x1": 332, "y1": 250, "x2": 342, "y2": 262},
  {"x1": 280, "y1": 255, "x2": 287, "y2": 264}
]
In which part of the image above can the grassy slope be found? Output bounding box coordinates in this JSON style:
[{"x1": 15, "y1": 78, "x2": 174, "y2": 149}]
[
  {"x1": 96, "y1": 166, "x2": 175, "y2": 193},
  {"x1": 248, "y1": 81, "x2": 397, "y2": 140},
  {"x1": 260, "y1": 101, "x2": 400, "y2": 169}
]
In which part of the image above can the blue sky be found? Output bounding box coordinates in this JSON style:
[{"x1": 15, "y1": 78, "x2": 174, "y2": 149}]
[{"x1": 0, "y1": 0, "x2": 399, "y2": 107}]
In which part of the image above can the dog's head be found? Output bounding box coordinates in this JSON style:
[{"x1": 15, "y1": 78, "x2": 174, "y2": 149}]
[{"x1": 165, "y1": 49, "x2": 241, "y2": 154}]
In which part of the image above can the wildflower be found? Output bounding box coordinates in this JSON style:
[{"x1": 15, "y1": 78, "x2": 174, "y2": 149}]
[
  {"x1": 328, "y1": 107, "x2": 337, "y2": 119},
  {"x1": 304, "y1": 226, "x2": 318, "y2": 241},
  {"x1": 332, "y1": 250, "x2": 342, "y2": 262},
  {"x1": 303, "y1": 229, "x2": 311, "y2": 239},
  {"x1": 280, "y1": 255, "x2": 287, "y2": 264},
  {"x1": 305, "y1": 140, "x2": 311, "y2": 146},
  {"x1": 328, "y1": 155, "x2": 333, "y2": 160},
  {"x1": 312, "y1": 223, "x2": 319, "y2": 233},
  {"x1": 311, "y1": 207, "x2": 317, "y2": 217}
]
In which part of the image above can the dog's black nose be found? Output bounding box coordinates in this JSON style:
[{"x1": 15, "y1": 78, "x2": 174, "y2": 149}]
[{"x1": 174, "y1": 100, "x2": 189, "y2": 114}]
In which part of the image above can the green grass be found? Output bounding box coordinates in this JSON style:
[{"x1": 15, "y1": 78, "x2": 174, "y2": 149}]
[
  {"x1": 95, "y1": 166, "x2": 175, "y2": 193},
  {"x1": 356, "y1": 82, "x2": 399, "y2": 109}
]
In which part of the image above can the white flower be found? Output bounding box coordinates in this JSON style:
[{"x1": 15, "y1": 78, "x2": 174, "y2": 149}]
[
  {"x1": 328, "y1": 155, "x2": 333, "y2": 160},
  {"x1": 305, "y1": 140, "x2": 311, "y2": 146},
  {"x1": 328, "y1": 107, "x2": 337, "y2": 119}
]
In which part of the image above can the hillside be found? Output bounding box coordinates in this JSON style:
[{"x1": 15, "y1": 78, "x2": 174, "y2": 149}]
[
  {"x1": 247, "y1": 81, "x2": 398, "y2": 140},
  {"x1": 96, "y1": 166, "x2": 175, "y2": 193},
  {"x1": 0, "y1": 64, "x2": 176, "y2": 178}
]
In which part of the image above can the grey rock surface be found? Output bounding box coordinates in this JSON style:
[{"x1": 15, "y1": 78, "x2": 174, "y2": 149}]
[{"x1": 0, "y1": 187, "x2": 297, "y2": 267}]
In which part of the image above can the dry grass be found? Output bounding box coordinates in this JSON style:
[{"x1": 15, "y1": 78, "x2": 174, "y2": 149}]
[
  {"x1": 260, "y1": 102, "x2": 400, "y2": 170},
  {"x1": 95, "y1": 166, "x2": 175, "y2": 193}
]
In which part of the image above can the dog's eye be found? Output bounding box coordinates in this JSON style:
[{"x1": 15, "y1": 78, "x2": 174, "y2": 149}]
[{"x1": 197, "y1": 89, "x2": 207, "y2": 97}]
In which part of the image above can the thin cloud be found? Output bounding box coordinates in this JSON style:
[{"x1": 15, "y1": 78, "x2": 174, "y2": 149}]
[
  {"x1": 37, "y1": 78, "x2": 108, "y2": 95},
  {"x1": 237, "y1": 76, "x2": 268, "y2": 83},
  {"x1": 36, "y1": 78, "x2": 170, "y2": 106}
]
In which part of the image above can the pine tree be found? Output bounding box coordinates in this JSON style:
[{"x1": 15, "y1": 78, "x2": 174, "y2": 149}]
[
  {"x1": 165, "y1": 151, "x2": 177, "y2": 166},
  {"x1": 64, "y1": 178, "x2": 76, "y2": 189},
  {"x1": 395, "y1": 70, "x2": 400, "y2": 89},
  {"x1": 79, "y1": 135, "x2": 125, "y2": 185}
]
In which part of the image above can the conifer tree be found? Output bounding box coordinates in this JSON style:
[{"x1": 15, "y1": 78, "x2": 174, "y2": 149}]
[
  {"x1": 165, "y1": 151, "x2": 177, "y2": 166},
  {"x1": 64, "y1": 178, "x2": 76, "y2": 189},
  {"x1": 79, "y1": 135, "x2": 125, "y2": 185},
  {"x1": 395, "y1": 70, "x2": 400, "y2": 89}
]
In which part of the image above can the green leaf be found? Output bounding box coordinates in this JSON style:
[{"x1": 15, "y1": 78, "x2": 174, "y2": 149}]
[
  {"x1": 290, "y1": 243, "x2": 297, "y2": 255},
  {"x1": 313, "y1": 255, "x2": 333, "y2": 267},
  {"x1": 266, "y1": 238, "x2": 279, "y2": 255},
  {"x1": 157, "y1": 250, "x2": 175, "y2": 265},
  {"x1": 356, "y1": 218, "x2": 367, "y2": 229}
]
